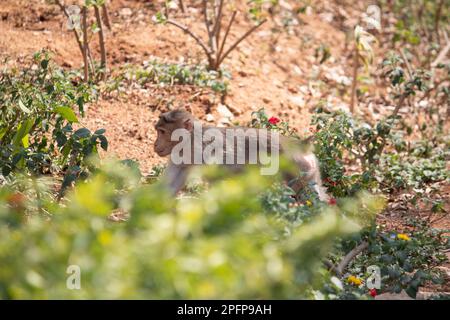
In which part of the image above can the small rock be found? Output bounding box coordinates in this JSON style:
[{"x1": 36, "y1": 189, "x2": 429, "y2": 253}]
[
  {"x1": 238, "y1": 70, "x2": 248, "y2": 77},
  {"x1": 167, "y1": 1, "x2": 179, "y2": 10},
  {"x1": 319, "y1": 12, "x2": 334, "y2": 23},
  {"x1": 289, "y1": 95, "x2": 305, "y2": 108},
  {"x1": 272, "y1": 79, "x2": 283, "y2": 88},
  {"x1": 62, "y1": 61, "x2": 73, "y2": 68},
  {"x1": 218, "y1": 117, "x2": 231, "y2": 127},
  {"x1": 119, "y1": 8, "x2": 132, "y2": 17},
  {"x1": 293, "y1": 65, "x2": 303, "y2": 76},
  {"x1": 206, "y1": 114, "x2": 215, "y2": 122},
  {"x1": 375, "y1": 290, "x2": 413, "y2": 300},
  {"x1": 226, "y1": 104, "x2": 242, "y2": 116},
  {"x1": 217, "y1": 104, "x2": 234, "y2": 119},
  {"x1": 287, "y1": 86, "x2": 298, "y2": 94}
]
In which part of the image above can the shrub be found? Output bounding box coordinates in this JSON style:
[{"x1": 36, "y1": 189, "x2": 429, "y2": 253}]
[
  {"x1": 0, "y1": 53, "x2": 107, "y2": 186},
  {"x1": 0, "y1": 161, "x2": 379, "y2": 299},
  {"x1": 107, "y1": 60, "x2": 230, "y2": 94}
]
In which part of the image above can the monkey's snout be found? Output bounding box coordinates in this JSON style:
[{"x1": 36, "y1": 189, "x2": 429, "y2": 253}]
[
  {"x1": 154, "y1": 144, "x2": 163, "y2": 154},
  {"x1": 154, "y1": 145, "x2": 170, "y2": 157}
]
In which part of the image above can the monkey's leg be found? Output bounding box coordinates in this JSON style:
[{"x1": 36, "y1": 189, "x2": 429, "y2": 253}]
[
  {"x1": 162, "y1": 162, "x2": 189, "y2": 196},
  {"x1": 290, "y1": 153, "x2": 331, "y2": 202},
  {"x1": 312, "y1": 172, "x2": 331, "y2": 202}
]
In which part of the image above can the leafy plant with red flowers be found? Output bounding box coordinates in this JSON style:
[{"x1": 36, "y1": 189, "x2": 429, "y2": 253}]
[
  {"x1": 268, "y1": 117, "x2": 281, "y2": 125},
  {"x1": 249, "y1": 108, "x2": 296, "y2": 136},
  {"x1": 328, "y1": 198, "x2": 337, "y2": 206}
]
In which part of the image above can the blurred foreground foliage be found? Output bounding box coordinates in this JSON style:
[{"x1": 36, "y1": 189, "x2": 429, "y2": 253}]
[{"x1": 0, "y1": 160, "x2": 387, "y2": 299}]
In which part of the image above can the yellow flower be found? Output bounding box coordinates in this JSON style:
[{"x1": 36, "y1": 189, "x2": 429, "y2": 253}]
[
  {"x1": 397, "y1": 233, "x2": 411, "y2": 241},
  {"x1": 347, "y1": 275, "x2": 363, "y2": 286},
  {"x1": 306, "y1": 200, "x2": 312, "y2": 206}
]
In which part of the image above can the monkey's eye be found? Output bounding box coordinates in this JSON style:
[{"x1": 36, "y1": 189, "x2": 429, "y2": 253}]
[{"x1": 157, "y1": 128, "x2": 167, "y2": 134}]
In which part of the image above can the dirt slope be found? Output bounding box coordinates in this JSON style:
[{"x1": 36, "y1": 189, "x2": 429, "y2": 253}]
[{"x1": 0, "y1": 0, "x2": 357, "y2": 173}]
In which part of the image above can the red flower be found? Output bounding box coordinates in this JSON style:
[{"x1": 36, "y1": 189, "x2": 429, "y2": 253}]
[
  {"x1": 268, "y1": 117, "x2": 280, "y2": 125},
  {"x1": 328, "y1": 198, "x2": 337, "y2": 205},
  {"x1": 369, "y1": 288, "x2": 377, "y2": 297},
  {"x1": 325, "y1": 178, "x2": 337, "y2": 186}
]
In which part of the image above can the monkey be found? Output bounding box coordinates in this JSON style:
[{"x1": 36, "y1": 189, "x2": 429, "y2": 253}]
[{"x1": 154, "y1": 109, "x2": 330, "y2": 202}]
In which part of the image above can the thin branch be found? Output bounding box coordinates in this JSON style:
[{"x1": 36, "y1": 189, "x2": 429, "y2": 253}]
[
  {"x1": 350, "y1": 43, "x2": 359, "y2": 114},
  {"x1": 216, "y1": 10, "x2": 237, "y2": 67},
  {"x1": 179, "y1": 0, "x2": 186, "y2": 13},
  {"x1": 431, "y1": 41, "x2": 450, "y2": 68},
  {"x1": 419, "y1": 77, "x2": 447, "y2": 103},
  {"x1": 202, "y1": 0, "x2": 217, "y2": 53},
  {"x1": 434, "y1": 0, "x2": 444, "y2": 43},
  {"x1": 166, "y1": 19, "x2": 213, "y2": 62},
  {"x1": 82, "y1": 7, "x2": 89, "y2": 82},
  {"x1": 376, "y1": 93, "x2": 408, "y2": 156},
  {"x1": 101, "y1": 4, "x2": 112, "y2": 30},
  {"x1": 392, "y1": 92, "x2": 408, "y2": 118},
  {"x1": 86, "y1": 44, "x2": 95, "y2": 75},
  {"x1": 94, "y1": 5, "x2": 107, "y2": 80},
  {"x1": 399, "y1": 49, "x2": 413, "y2": 78},
  {"x1": 323, "y1": 259, "x2": 338, "y2": 274},
  {"x1": 336, "y1": 241, "x2": 369, "y2": 276},
  {"x1": 218, "y1": 17, "x2": 267, "y2": 67},
  {"x1": 212, "y1": 0, "x2": 224, "y2": 40},
  {"x1": 202, "y1": 0, "x2": 211, "y2": 35},
  {"x1": 55, "y1": 0, "x2": 84, "y2": 56}
]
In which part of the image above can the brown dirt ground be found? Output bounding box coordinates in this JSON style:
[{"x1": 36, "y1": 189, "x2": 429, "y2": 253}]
[{"x1": 0, "y1": 0, "x2": 353, "y2": 173}]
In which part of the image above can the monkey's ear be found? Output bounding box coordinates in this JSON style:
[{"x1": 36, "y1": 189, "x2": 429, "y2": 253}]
[{"x1": 183, "y1": 118, "x2": 194, "y2": 131}]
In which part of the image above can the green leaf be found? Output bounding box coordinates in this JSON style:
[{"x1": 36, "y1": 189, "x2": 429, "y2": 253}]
[
  {"x1": 73, "y1": 128, "x2": 91, "y2": 139},
  {"x1": 55, "y1": 106, "x2": 79, "y2": 123},
  {"x1": 0, "y1": 127, "x2": 7, "y2": 140},
  {"x1": 99, "y1": 135, "x2": 108, "y2": 151},
  {"x1": 18, "y1": 100, "x2": 31, "y2": 114},
  {"x1": 13, "y1": 118, "x2": 34, "y2": 147},
  {"x1": 41, "y1": 59, "x2": 49, "y2": 69},
  {"x1": 22, "y1": 134, "x2": 30, "y2": 148}
]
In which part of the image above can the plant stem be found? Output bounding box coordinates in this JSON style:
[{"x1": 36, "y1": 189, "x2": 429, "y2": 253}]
[
  {"x1": 166, "y1": 19, "x2": 213, "y2": 65},
  {"x1": 336, "y1": 241, "x2": 369, "y2": 276},
  {"x1": 350, "y1": 43, "x2": 359, "y2": 113},
  {"x1": 212, "y1": 0, "x2": 224, "y2": 45},
  {"x1": 215, "y1": 10, "x2": 237, "y2": 70},
  {"x1": 94, "y1": 5, "x2": 107, "y2": 80},
  {"x1": 82, "y1": 7, "x2": 89, "y2": 83},
  {"x1": 217, "y1": 18, "x2": 267, "y2": 68},
  {"x1": 179, "y1": 0, "x2": 186, "y2": 13},
  {"x1": 202, "y1": 0, "x2": 217, "y2": 54},
  {"x1": 55, "y1": 0, "x2": 85, "y2": 59},
  {"x1": 101, "y1": 4, "x2": 112, "y2": 30},
  {"x1": 434, "y1": 0, "x2": 444, "y2": 43}
]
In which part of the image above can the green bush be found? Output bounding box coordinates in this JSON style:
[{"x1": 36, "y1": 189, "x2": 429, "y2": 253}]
[
  {"x1": 107, "y1": 60, "x2": 230, "y2": 94},
  {"x1": 0, "y1": 160, "x2": 384, "y2": 299},
  {"x1": 0, "y1": 52, "x2": 107, "y2": 181}
]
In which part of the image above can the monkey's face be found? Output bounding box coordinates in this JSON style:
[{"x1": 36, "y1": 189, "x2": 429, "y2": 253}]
[
  {"x1": 154, "y1": 110, "x2": 195, "y2": 157},
  {"x1": 154, "y1": 125, "x2": 176, "y2": 157}
]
